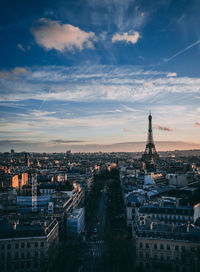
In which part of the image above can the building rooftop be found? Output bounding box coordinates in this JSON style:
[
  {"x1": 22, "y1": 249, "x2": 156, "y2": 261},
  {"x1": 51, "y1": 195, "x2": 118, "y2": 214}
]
[
  {"x1": 68, "y1": 207, "x2": 84, "y2": 220},
  {"x1": 134, "y1": 222, "x2": 200, "y2": 242},
  {"x1": 139, "y1": 203, "x2": 193, "y2": 215},
  {"x1": 0, "y1": 217, "x2": 57, "y2": 239}
]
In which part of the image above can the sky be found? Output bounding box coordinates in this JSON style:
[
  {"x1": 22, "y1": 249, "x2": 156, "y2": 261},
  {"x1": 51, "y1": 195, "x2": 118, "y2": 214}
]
[{"x1": 0, "y1": 0, "x2": 200, "y2": 152}]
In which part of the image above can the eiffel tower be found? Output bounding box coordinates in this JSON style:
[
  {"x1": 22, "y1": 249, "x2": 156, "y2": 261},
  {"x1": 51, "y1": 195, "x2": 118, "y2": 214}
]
[{"x1": 142, "y1": 112, "x2": 159, "y2": 162}]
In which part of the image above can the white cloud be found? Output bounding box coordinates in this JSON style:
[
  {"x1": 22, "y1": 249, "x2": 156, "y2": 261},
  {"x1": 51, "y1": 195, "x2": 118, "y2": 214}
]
[
  {"x1": 112, "y1": 31, "x2": 140, "y2": 44},
  {"x1": 29, "y1": 110, "x2": 56, "y2": 118},
  {"x1": 195, "y1": 122, "x2": 200, "y2": 127},
  {"x1": 31, "y1": 18, "x2": 97, "y2": 51},
  {"x1": 144, "y1": 81, "x2": 153, "y2": 87},
  {"x1": 0, "y1": 71, "x2": 11, "y2": 79},
  {"x1": 122, "y1": 105, "x2": 139, "y2": 112},
  {"x1": 167, "y1": 72, "x2": 177, "y2": 77},
  {"x1": 155, "y1": 125, "x2": 173, "y2": 132},
  {"x1": 12, "y1": 67, "x2": 29, "y2": 75},
  {"x1": 0, "y1": 67, "x2": 28, "y2": 79},
  {"x1": 1, "y1": 65, "x2": 200, "y2": 105},
  {"x1": 87, "y1": 0, "x2": 147, "y2": 31}
]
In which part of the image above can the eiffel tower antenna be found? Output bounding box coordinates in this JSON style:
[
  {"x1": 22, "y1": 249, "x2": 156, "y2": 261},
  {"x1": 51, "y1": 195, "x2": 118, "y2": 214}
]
[{"x1": 142, "y1": 112, "x2": 159, "y2": 162}]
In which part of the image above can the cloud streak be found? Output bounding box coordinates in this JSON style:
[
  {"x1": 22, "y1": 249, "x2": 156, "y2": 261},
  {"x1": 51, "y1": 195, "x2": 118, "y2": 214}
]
[
  {"x1": 123, "y1": 128, "x2": 133, "y2": 132},
  {"x1": 51, "y1": 139, "x2": 86, "y2": 144},
  {"x1": 1, "y1": 65, "x2": 200, "y2": 104},
  {"x1": 165, "y1": 39, "x2": 200, "y2": 63},
  {"x1": 1, "y1": 65, "x2": 200, "y2": 146},
  {"x1": 155, "y1": 125, "x2": 173, "y2": 132}
]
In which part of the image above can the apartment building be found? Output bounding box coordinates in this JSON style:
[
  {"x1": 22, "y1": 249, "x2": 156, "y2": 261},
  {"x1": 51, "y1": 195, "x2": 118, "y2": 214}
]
[
  {"x1": 134, "y1": 222, "x2": 200, "y2": 272},
  {"x1": 0, "y1": 217, "x2": 59, "y2": 272}
]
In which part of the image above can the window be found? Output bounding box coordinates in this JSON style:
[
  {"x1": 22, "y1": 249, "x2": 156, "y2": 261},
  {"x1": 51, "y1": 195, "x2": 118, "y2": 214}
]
[
  {"x1": 27, "y1": 242, "x2": 30, "y2": 248},
  {"x1": 1, "y1": 253, "x2": 5, "y2": 260},
  {"x1": 160, "y1": 244, "x2": 164, "y2": 250},
  {"x1": 167, "y1": 244, "x2": 170, "y2": 250},
  {"x1": 41, "y1": 251, "x2": 44, "y2": 257},
  {"x1": 1, "y1": 244, "x2": 4, "y2": 250},
  {"x1": 154, "y1": 244, "x2": 157, "y2": 249},
  {"x1": 26, "y1": 262, "x2": 30, "y2": 269},
  {"x1": 146, "y1": 252, "x2": 150, "y2": 259},
  {"x1": 190, "y1": 258, "x2": 194, "y2": 265},
  {"x1": 35, "y1": 251, "x2": 38, "y2": 257},
  {"x1": 7, "y1": 244, "x2": 11, "y2": 250},
  {"x1": 27, "y1": 252, "x2": 30, "y2": 258},
  {"x1": 175, "y1": 255, "x2": 179, "y2": 261},
  {"x1": 21, "y1": 252, "x2": 25, "y2": 259},
  {"x1": 21, "y1": 262, "x2": 24, "y2": 269},
  {"x1": 15, "y1": 252, "x2": 19, "y2": 259},
  {"x1": 21, "y1": 242, "x2": 24, "y2": 249},
  {"x1": 26, "y1": 261, "x2": 31, "y2": 269},
  {"x1": 139, "y1": 251, "x2": 143, "y2": 258},
  {"x1": 15, "y1": 243, "x2": 19, "y2": 249},
  {"x1": 182, "y1": 254, "x2": 186, "y2": 262},
  {"x1": 146, "y1": 243, "x2": 149, "y2": 249},
  {"x1": 7, "y1": 264, "x2": 11, "y2": 271},
  {"x1": 41, "y1": 242, "x2": 44, "y2": 247},
  {"x1": 191, "y1": 247, "x2": 195, "y2": 252},
  {"x1": 181, "y1": 246, "x2": 185, "y2": 252},
  {"x1": 154, "y1": 254, "x2": 157, "y2": 259},
  {"x1": 7, "y1": 252, "x2": 11, "y2": 259},
  {"x1": 175, "y1": 245, "x2": 179, "y2": 251},
  {"x1": 160, "y1": 254, "x2": 164, "y2": 261},
  {"x1": 35, "y1": 242, "x2": 38, "y2": 248},
  {"x1": 167, "y1": 255, "x2": 170, "y2": 260}
]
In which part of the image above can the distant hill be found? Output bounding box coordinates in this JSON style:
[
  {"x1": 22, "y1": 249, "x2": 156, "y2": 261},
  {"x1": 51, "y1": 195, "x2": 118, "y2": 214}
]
[
  {"x1": 1, "y1": 140, "x2": 200, "y2": 153},
  {"x1": 68, "y1": 141, "x2": 200, "y2": 153}
]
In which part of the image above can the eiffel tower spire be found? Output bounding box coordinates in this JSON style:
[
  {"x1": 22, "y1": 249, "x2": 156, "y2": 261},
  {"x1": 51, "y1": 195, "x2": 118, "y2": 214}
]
[{"x1": 142, "y1": 112, "x2": 159, "y2": 162}]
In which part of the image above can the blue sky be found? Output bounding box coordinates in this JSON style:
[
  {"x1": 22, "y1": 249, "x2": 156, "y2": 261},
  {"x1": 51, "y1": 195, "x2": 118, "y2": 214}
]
[{"x1": 0, "y1": 0, "x2": 200, "y2": 152}]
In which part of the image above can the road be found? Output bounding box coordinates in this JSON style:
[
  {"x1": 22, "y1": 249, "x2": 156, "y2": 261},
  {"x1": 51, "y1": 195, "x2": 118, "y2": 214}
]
[
  {"x1": 80, "y1": 182, "x2": 108, "y2": 272},
  {"x1": 96, "y1": 184, "x2": 107, "y2": 239}
]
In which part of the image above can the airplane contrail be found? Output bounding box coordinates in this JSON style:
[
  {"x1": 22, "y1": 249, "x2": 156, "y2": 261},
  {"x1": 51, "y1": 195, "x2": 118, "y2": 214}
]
[{"x1": 164, "y1": 39, "x2": 200, "y2": 63}]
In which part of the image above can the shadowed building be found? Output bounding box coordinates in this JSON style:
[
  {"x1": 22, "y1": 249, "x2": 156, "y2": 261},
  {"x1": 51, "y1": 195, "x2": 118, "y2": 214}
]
[
  {"x1": 0, "y1": 217, "x2": 59, "y2": 272},
  {"x1": 134, "y1": 222, "x2": 200, "y2": 272}
]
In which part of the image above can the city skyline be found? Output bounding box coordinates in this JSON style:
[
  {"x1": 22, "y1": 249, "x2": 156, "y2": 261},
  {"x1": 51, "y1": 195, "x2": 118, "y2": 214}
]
[{"x1": 0, "y1": 0, "x2": 200, "y2": 152}]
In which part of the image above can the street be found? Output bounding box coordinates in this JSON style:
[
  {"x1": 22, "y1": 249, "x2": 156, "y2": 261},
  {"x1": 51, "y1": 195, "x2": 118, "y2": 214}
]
[{"x1": 81, "y1": 182, "x2": 108, "y2": 272}]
